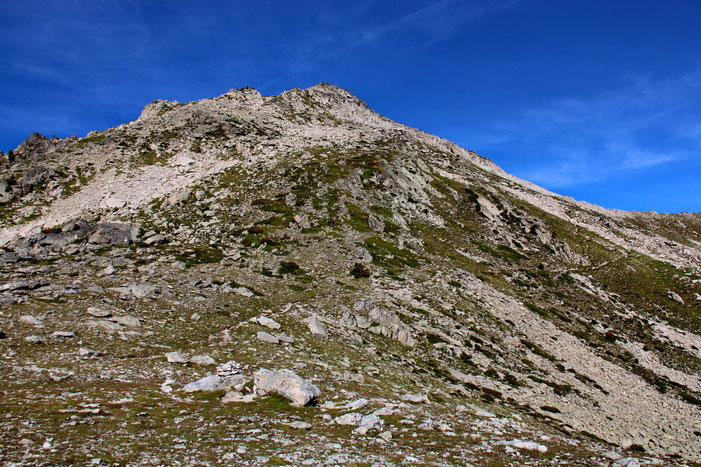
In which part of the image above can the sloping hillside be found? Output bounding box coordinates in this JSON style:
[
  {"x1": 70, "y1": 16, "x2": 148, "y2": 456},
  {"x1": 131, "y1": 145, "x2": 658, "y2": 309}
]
[{"x1": 1, "y1": 84, "x2": 699, "y2": 465}]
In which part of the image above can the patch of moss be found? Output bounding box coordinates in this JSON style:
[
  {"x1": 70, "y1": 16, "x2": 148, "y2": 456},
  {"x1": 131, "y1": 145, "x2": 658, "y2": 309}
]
[
  {"x1": 346, "y1": 204, "x2": 372, "y2": 232},
  {"x1": 364, "y1": 237, "x2": 420, "y2": 269},
  {"x1": 278, "y1": 261, "x2": 302, "y2": 275},
  {"x1": 252, "y1": 198, "x2": 294, "y2": 215},
  {"x1": 74, "y1": 133, "x2": 106, "y2": 149},
  {"x1": 175, "y1": 247, "x2": 224, "y2": 267}
]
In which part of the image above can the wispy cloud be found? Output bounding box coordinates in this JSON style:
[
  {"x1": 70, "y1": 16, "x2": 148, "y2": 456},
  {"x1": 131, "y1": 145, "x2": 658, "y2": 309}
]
[
  {"x1": 257, "y1": 0, "x2": 523, "y2": 90},
  {"x1": 336, "y1": 0, "x2": 522, "y2": 52},
  {"x1": 471, "y1": 70, "x2": 701, "y2": 188}
]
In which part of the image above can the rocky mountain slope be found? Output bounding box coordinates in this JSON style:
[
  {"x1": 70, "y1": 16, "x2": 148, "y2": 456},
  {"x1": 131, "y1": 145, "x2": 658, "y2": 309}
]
[{"x1": 1, "y1": 83, "x2": 700, "y2": 466}]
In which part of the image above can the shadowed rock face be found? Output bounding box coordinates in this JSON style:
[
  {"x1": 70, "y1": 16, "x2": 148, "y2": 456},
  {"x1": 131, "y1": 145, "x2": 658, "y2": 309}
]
[
  {"x1": 0, "y1": 84, "x2": 699, "y2": 465},
  {"x1": 7, "y1": 220, "x2": 140, "y2": 258}
]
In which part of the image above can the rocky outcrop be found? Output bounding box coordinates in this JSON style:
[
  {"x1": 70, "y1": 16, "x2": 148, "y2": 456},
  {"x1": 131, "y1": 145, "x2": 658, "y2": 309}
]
[{"x1": 7, "y1": 220, "x2": 140, "y2": 257}]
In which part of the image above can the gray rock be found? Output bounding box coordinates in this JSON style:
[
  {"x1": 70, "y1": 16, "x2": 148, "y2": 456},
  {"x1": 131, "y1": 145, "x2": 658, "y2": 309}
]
[
  {"x1": 401, "y1": 393, "x2": 429, "y2": 404},
  {"x1": 0, "y1": 176, "x2": 14, "y2": 205},
  {"x1": 603, "y1": 450, "x2": 623, "y2": 460},
  {"x1": 253, "y1": 368, "x2": 321, "y2": 406},
  {"x1": 356, "y1": 246, "x2": 373, "y2": 263},
  {"x1": 475, "y1": 195, "x2": 501, "y2": 221},
  {"x1": 2, "y1": 279, "x2": 49, "y2": 292},
  {"x1": 368, "y1": 213, "x2": 385, "y2": 232},
  {"x1": 127, "y1": 283, "x2": 160, "y2": 299},
  {"x1": 233, "y1": 287, "x2": 255, "y2": 297},
  {"x1": 183, "y1": 375, "x2": 238, "y2": 393},
  {"x1": 372, "y1": 406, "x2": 399, "y2": 417},
  {"x1": 78, "y1": 348, "x2": 100, "y2": 357},
  {"x1": 345, "y1": 398, "x2": 369, "y2": 410},
  {"x1": 0, "y1": 296, "x2": 18, "y2": 306},
  {"x1": 367, "y1": 307, "x2": 415, "y2": 346},
  {"x1": 418, "y1": 419, "x2": 434, "y2": 430},
  {"x1": 293, "y1": 214, "x2": 311, "y2": 229},
  {"x1": 143, "y1": 234, "x2": 167, "y2": 246},
  {"x1": 667, "y1": 290, "x2": 684, "y2": 304},
  {"x1": 257, "y1": 331, "x2": 279, "y2": 344},
  {"x1": 191, "y1": 354, "x2": 216, "y2": 365},
  {"x1": 333, "y1": 413, "x2": 363, "y2": 425},
  {"x1": 19, "y1": 315, "x2": 43, "y2": 326},
  {"x1": 87, "y1": 223, "x2": 140, "y2": 246},
  {"x1": 287, "y1": 421, "x2": 312, "y2": 430},
  {"x1": 306, "y1": 314, "x2": 328, "y2": 338},
  {"x1": 96, "y1": 265, "x2": 115, "y2": 278},
  {"x1": 397, "y1": 328, "x2": 415, "y2": 346},
  {"x1": 276, "y1": 333, "x2": 296, "y2": 343},
  {"x1": 166, "y1": 351, "x2": 189, "y2": 363},
  {"x1": 221, "y1": 391, "x2": 256, "y2": 403},
  {"x1": 51, "y1": 331, "x2": 75, "y2": 339},
  {"x1": 496, "y1": 439, "x2": 547, "y2": 453},
  {"x1": 166, "y1": 189, "x2": 192, "y2": 205},
  {"x1": 86, "y1": 319, "x2": 124, "y2": 330},
  {"x1": 614, "y1": 458, "x2": 642, "y2": 467},
  {"x1": 356, "y1": 315, "x2": 371, "y2": 329},
  {"x1": 86, "y1": 307, "x2": 111, "y2": 318},
  {"x1": 217, "y1": 361, "x2": 243, "y2": 377},
  {"x1": 255, "y1": 316, "x2": 281, "y2": 330},
  {"x1": 25, "y1": 335, "x2": 43, "y2": 344},
  {"x1": 356, "y1": 414, "x2": 384, "y2": 434},
  {"x1": 111, "y1": 315, "x2": 141, "y2": 327}
]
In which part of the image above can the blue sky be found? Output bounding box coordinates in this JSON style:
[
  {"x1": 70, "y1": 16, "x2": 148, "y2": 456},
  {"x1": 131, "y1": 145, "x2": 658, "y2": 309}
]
[{"x1": 1, "y1": 0, "x2": 700, "y2": 212}]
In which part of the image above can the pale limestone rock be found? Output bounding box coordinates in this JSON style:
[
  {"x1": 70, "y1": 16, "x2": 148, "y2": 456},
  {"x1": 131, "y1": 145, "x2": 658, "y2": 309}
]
[
  {"x1": 257, "y1": 331, "x2": 279, "y2": 344},
  {"x1": 253, "y1": 368, "x2": 320, "y2": 406},
  {"x1": 306, "y1": 314, "x2": 328, "y2": 338},
  {"x1": 255, "y1": 315, "x2": 281, "y2": 330},
  {"x1": 191, "y1": 354, "x2": 216, "y2": 365},
  {"x1": 166, "y1": 352, "x2": 189, "y2": 363}
]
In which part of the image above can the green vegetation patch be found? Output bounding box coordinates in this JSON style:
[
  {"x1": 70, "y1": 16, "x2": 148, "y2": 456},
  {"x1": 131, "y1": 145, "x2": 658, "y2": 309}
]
[
  {"x1": 346, "y1": 204, "x2": 372, "y2": 232},
  {"x1": 364, "y1": 236, "x2": 420, "y2": 269},
  {"x1": 278, "y1": 260, "x2": 302, "y2": 275},
  {"x1": 74, "y1": 133, "x2": 106, "y2": 149},
  {"x1": 252, "y1": 197, "x2": 294, "y2": 215},
  {"x1": 175, "y1": 246, "x2": 224, "y2": 267}
]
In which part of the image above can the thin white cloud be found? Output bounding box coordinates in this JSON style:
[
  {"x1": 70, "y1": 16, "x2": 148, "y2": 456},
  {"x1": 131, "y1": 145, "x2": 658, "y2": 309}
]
[
  {"x1": 257, "y1": 0, "x2": 524, "y2": 90},
  {"x1": 472, "y1": 70, "x2": 701, "y2": 188}
]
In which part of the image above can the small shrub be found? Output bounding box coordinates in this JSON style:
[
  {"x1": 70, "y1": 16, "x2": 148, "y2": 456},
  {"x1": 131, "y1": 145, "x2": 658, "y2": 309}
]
[
  {"x1": 350, "y1": 262, "x2": 370, "y2": 278},
  {"x1": 190, "y1": 139, "x2": 202, "y2": 153},
  {"x1": 41, "y1": 225, "x2": 61, "y2": 235},
  {"x1": 279, "y1": 261, "x2": 301, "y2": 275}
]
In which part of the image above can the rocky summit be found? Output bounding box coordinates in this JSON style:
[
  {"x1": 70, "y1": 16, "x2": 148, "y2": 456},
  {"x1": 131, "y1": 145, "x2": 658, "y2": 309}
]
[{"x1": 0, "y1": 83, "x2": 700, "y2": 466}]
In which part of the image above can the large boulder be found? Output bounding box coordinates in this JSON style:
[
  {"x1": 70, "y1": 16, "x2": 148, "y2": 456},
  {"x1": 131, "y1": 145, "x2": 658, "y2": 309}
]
[
  {"x1": 87, "y1": 223, "x2": 140, "y2": 246},
  {"x1": 253, "y1": 369, "x2": 320, "y2": 407}
]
